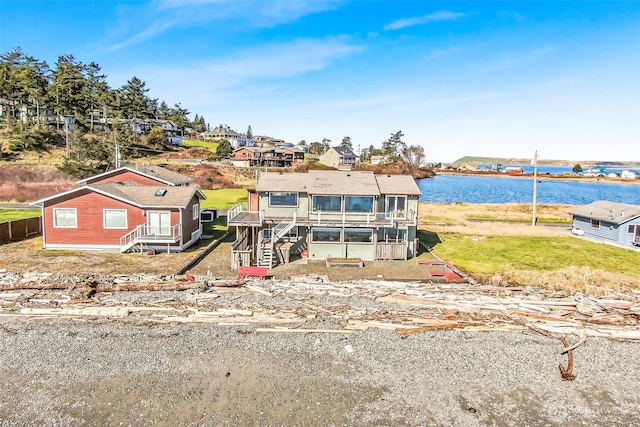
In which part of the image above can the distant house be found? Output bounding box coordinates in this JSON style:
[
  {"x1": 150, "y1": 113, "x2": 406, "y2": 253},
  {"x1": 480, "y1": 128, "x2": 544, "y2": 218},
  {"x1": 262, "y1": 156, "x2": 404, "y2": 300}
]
[
  {"x1": 77, "y1": 165, "x2": 194, "y2": 187},
  {"x1": 370, "y1": 155, "x2": 387, "y2": 165},
  {"x1": 569, "y1": 201, "x2": 640, "y2": 248},
  {"x1": 318, "y1": 146, "x2": 358, "y2": 169},
  {"x1": 92, "y1": 119, "x2": 183, "y2": 146},
  {"x1": 504, "y1": 167, "x2": 524, "y2": 175},
  {"x1": 231, "y1": 146, "x2": 304, "y2": 168},
  {"x1": 621, "y1": 170, "x2": 638, "y2": 180},
  {"x1": 31, "y1": 166, "x2": 205, "y2": 253},
  {"x1": 227, "y1": 170, "x2": 421, "y2": 269}
]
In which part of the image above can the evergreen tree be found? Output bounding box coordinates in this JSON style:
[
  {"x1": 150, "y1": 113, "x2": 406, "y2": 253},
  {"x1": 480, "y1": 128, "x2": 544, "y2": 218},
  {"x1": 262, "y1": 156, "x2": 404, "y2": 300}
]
[
  {"x1": 215, "y1": 139, "x2": 233, "y2": 158},
  {"x1": 50, "y1": 54, "x2": 87, "y2": 118},
  {"x1": 382, "y1": 130, "x2": 405, "y2": 156},
  {"x1": 340, "y1": 136, "x2": 352, "y2": 149},
  {"x1": 118, "y1": 76, "x2": 151, "y2": 120}
]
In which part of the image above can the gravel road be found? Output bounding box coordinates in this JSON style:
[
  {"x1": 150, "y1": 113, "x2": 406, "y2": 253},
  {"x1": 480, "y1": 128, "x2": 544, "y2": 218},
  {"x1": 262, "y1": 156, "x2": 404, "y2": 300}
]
[{"x1": 1, "y1": 309, "x2": 638, "y2": 426}]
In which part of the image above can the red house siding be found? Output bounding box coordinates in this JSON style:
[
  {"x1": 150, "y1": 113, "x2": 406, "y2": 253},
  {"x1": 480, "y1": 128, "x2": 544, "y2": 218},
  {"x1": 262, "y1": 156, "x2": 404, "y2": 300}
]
[
  {"x1": 85, "y1": 171, "x2": 167, "y2": 186},
  {"x1": 233, "y1": 148, "x2": 257, "y2": 161},
  {"x1": 42, "y1": 190, "x2": 187, "y2": 247},
  {"x1": 181, "y1": 195, "x2": 201, "y2": 243}
]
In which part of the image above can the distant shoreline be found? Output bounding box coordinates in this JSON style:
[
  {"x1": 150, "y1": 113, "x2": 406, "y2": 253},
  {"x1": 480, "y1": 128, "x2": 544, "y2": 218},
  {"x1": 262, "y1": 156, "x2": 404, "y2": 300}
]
[{"x1": 433, "y1": 169, "x2": 640, "y2": 185}]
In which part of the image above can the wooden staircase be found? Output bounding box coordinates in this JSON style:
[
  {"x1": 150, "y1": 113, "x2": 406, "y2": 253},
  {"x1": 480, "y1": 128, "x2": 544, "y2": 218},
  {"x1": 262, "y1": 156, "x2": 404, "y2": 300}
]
[{"x1": 256, "y1": 213, "x2": 296, "y2": 268}]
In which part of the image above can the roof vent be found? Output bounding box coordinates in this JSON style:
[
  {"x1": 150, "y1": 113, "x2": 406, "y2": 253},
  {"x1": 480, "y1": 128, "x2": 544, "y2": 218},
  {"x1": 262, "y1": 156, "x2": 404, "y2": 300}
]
[{"x1": 155, "y1": 189, "x2": 167, "y2": 197}]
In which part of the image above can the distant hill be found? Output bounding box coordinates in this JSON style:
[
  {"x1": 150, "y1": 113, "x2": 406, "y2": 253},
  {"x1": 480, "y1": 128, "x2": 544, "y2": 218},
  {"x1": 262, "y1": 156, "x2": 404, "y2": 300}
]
[{"x1": 449, "y1": 156, "x2": 638, "y2": 169}]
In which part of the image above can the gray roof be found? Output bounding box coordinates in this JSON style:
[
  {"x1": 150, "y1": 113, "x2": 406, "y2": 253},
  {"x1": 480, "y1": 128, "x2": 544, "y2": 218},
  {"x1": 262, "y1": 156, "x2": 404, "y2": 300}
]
[
  {"x1": 31, "y1": 182, "x2": 205, "y2": 208},
  {"x1": 90, "y1": 182, "x2": 204, "y2": 208},
  {"x1": 255, "y1": 172, "x2": 308, "y2": 193},
  {"x1": 307, "y1": 170, "x2": 379, "y2": 195},
  {"x1": 375, "y1": 174, "x2": 422, "y2": 196},
  {"x1": 570, "y1": 200, "x2": 640, "y2": 224},
  {"x1": 77, "y1": 165, "x2": 194, "y2": 186},
  {"x1": 333, "y1": 146, "x2": 357, "y2": 157},
  {"x1": 255, "y1": 170, "x2": 420, "y2": 196}
]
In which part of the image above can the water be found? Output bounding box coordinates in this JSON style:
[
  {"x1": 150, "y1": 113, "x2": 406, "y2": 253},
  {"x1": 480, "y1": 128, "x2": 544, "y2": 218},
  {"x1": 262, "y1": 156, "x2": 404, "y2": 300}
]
[{"x1": 418, "y1": 175, "x2": 640, "y2": 205}]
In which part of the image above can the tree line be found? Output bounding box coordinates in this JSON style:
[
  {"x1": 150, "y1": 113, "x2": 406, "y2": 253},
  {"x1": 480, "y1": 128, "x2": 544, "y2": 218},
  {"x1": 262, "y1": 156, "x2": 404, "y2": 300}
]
[
  {"x1": 0, "y1": 47, "x2": 209, "y2": 176},
  {"x1": 0, "y1": 47, "x2": 207, "y2": 133},
  {"x1": 298, "y1": 131, "x2": 427, "y2": 170}
]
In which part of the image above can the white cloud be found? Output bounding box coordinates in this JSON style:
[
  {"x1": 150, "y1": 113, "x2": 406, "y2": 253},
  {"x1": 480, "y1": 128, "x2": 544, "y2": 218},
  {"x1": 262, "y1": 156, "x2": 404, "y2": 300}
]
[
  {"x1": 107, "y1": 0, "x2": 341, "y2": 52},
  {"x1": 384, "y1": 11, "x2": 464, "y2": 31},
  {"x1": 108, "y1": 37, "x2": 363, "y2": 105}
]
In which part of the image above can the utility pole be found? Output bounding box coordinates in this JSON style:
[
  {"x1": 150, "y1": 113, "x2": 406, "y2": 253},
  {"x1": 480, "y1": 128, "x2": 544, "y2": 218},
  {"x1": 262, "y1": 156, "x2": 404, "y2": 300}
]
[{"x1": 532, "y1": 150, "x2": 538, "y2": 226}]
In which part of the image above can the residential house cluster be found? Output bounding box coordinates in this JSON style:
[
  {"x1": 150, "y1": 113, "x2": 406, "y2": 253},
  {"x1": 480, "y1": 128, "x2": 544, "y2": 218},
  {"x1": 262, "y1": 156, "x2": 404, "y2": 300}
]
[{"x1": 31, "y1": 165, "x2": 205, "y2": 253}]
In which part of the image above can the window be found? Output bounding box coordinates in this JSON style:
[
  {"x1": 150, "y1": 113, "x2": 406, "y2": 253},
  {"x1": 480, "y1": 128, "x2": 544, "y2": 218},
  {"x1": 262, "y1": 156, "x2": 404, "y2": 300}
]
[
  {"x1": 591, "y1": 219, "x2": 600, "y2": 229},
  {"x1": 53, "y1": 208, "x2": 77, "y2": 228},
  {"x1": 386, "y1": 196, "x2": 407, "y2": 214},
  {"x1": 269, "y1": 192, "x2": 298, "y2": 207},
  {"x1": 345, "y1": 196, "x2": 374, "y2": 213},
  {"x1": 344, "y1": 228, "x2": 373, "y2": 243},
  {"x1": 104, "y1": 209, "x2": 127, "y2": 229},
  {"x1": 192, "y1": 204, "x2": 199, "y2": 220},
  {"x1": 377, "y1": 228, "x2": 407, "y2": 243},
  {"x1": 311, "y1": 227, "x2": 341, "y2": 243},
  {"x1": 629, "y1": 224, "x2": 640, "y2": 240},
  {"x1": 312, "y1": 195, "x2": 341, "y2": 212}
]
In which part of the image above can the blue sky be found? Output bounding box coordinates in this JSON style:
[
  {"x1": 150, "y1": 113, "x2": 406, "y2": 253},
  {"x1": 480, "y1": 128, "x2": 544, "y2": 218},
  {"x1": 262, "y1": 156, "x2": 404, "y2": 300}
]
[{"x1": 1, "y1": 0, "x2": 639, "y2": 163}]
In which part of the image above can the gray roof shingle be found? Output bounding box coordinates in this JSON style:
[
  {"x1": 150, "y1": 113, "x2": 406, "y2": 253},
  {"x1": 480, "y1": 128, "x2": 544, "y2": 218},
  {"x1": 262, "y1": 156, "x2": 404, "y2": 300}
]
[
  {"x1": 91, "y1": 182, "x2": 204, "y2": 207},
  {"x1": 255, "y1": 170, "x2": 421, "y2": 196},
  {"x1": 570, "y1": 200, "x2": 640, "y2": 224}
]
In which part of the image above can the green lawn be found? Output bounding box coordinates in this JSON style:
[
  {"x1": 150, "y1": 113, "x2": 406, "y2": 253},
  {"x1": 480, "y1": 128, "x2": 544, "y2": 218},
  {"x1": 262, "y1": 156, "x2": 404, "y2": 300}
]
[
  {"x1": 201, "y1": 188, "x2": 247, "y2": 210},
  {"x1": 202, "y1": 216, "x2": 228, "y2": 239},
  {"x1": 182, "y1": 138, "x2": 218, "y2": 152},
  {"x1": 0, "y1": 209, "x2": 41, "y2": 223},
  {"x1": 427, "y1": 233, "x2": 640, "y2": 276}
]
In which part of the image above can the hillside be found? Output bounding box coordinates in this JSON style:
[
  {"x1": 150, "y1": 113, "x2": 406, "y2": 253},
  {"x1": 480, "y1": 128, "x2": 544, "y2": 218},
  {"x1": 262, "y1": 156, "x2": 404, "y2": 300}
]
[{"x1": 450, "y1": 156, "x2": 638, "y2": 168}]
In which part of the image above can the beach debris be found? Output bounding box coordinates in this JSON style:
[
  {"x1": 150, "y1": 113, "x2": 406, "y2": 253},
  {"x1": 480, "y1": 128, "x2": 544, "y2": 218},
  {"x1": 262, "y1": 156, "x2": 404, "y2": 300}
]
[
  {"x1": 558, "y1": 336, "x2": 577, "y2": 381},
  {"x1": 0, "y1": 270, "x2": 638, "y2": 343}
]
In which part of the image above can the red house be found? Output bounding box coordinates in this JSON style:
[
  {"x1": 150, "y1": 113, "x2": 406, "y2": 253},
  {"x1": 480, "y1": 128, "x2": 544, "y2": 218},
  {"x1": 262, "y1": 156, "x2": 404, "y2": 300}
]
[{"x1": 31, "y1": 167, "x2": 205, "y2": 253}]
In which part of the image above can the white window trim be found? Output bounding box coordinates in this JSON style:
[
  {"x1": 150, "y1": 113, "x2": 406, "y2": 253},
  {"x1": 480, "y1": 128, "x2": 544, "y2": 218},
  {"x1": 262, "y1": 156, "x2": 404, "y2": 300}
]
[
  {"x1": 192, "y1": 204, "x2": 199, "y2": 220},
  {"x1": 269, "y1": 192, "x2": 299, "y2": 207},
  {"x1": 53, "y1": 208, "x2": 78, "y2": 228},
  {"x1": 311, "y1": 195, "x2": 342, "y2": 213},
  {"x1": 103, "y1": 209, "x2": 128, "y2": 229},
  {"x1": 311, "y1": 227, "x2": 342, "y2": 243},
  {"x1": 344, "y1": 228, "x2": 374, "y2": 244}
]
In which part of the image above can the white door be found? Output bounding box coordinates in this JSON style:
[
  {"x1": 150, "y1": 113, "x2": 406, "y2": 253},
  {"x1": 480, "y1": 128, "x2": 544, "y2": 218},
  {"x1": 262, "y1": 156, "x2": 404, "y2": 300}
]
[{"x1": 147, "y1": 211, "x2": 171, "y2": 236}]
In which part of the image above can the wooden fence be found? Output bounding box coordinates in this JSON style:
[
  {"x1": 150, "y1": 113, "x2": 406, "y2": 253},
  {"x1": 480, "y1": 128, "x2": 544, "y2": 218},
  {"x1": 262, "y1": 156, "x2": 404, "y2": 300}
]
[{"x1": 0, "y1": 217, "x2": 42, "y2": 244}]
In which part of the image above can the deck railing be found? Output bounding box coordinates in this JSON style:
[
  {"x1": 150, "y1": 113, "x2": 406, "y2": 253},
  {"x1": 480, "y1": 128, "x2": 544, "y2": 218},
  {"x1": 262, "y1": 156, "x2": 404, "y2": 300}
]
[{"x1": 120, "y1": 224, "x2": 181, "y2": 250}]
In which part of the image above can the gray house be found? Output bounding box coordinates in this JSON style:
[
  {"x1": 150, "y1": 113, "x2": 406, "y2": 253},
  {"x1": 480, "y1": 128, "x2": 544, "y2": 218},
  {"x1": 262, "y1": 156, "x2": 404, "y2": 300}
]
[
  {"x1": 227, "y1": 170, "x2": 421, "y2": 269},
  {"x1": 569, "y1": 201, "x2": 640, "y2": 248}
]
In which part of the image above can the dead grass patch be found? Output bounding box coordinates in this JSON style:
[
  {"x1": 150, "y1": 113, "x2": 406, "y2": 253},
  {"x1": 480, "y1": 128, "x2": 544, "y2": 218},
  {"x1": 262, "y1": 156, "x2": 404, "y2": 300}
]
[{"x1": 477, "y1": 266, "x2": 640, "y2": 296}]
